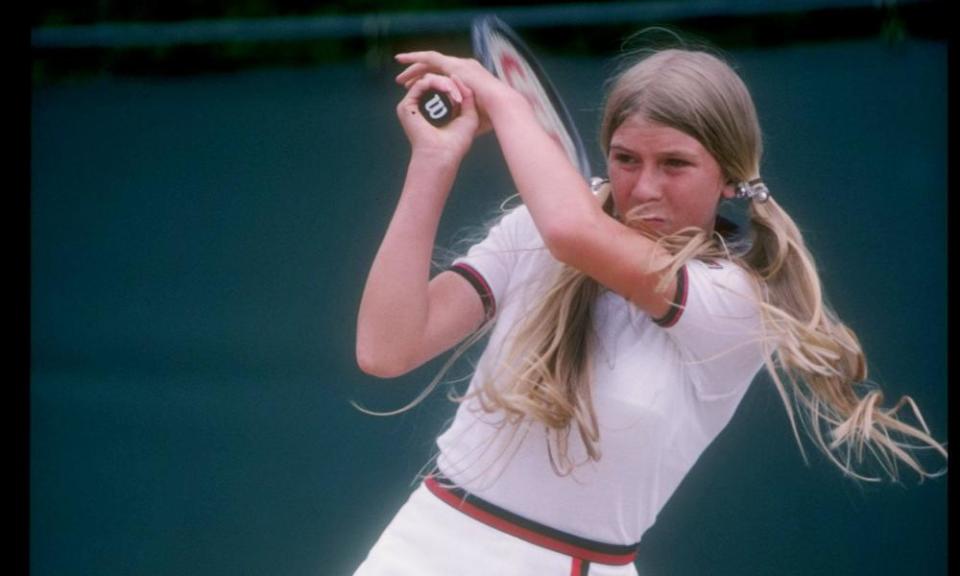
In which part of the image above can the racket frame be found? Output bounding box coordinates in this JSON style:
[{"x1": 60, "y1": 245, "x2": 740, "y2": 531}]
[{"x1": 471, "y1": 15, "x2": 593, "y2": 180}]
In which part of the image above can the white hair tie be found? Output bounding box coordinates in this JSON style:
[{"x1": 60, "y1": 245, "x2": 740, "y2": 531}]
[{"x1": 734, "y1": 178, "x2": 770, "y2": 202}]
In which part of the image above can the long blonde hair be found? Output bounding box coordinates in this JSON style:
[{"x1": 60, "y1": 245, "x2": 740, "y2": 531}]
[{"x1": 464, "y1": 48, "x2": 946, "y2": 481}]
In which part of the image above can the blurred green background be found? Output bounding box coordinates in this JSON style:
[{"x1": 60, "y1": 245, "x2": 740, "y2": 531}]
[{"x1": 31, "y1": 1, "x2": 947, "y2": 575}]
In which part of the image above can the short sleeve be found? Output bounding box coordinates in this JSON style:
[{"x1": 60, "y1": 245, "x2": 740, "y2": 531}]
[
  {"x1": 450, "y1": 205, "x2": 540, "y2": 321},
  {"x1": 662, "y1": 259, "x2": 768, "y2": 401}
]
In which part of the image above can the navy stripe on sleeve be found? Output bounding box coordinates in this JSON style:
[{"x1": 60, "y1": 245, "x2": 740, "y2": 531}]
[
  {"x1": 652, "y1": 265, "x2": 688, "y2": 328},
  {"x1": 449, "y1": 262, "x2": 496, "y2": 321}
]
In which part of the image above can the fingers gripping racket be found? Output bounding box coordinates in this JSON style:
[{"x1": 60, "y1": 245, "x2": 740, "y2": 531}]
[{"x1": 418, "y1": 15, "x2": 593, "y2": 180}]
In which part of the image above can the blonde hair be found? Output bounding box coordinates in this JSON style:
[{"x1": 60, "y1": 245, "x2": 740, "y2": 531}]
[{"x1": 463, "y1": 47, "x2": 946, "y2": 481}]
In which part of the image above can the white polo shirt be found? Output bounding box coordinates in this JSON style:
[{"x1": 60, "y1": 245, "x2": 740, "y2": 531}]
[{"x1": 437, "y1": 204, "x2": 768, "y2": 547}]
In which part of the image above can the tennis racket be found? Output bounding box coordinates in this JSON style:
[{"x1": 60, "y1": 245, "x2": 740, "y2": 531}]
[{"x1": 417, "y1": 15, "x2": 593, "y2": 181}]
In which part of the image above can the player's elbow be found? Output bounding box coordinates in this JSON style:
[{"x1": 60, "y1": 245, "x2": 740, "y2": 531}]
[{"x1": 356, "y1": 342, "x2": 413, "y2": 379}]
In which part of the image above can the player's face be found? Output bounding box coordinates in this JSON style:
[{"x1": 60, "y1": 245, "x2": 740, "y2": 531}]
[{"x1": 607, "y1": 116, "x2": 734, "y2": 235}]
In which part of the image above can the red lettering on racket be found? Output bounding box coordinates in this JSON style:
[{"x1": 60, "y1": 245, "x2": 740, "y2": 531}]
[{"x1": 498, "y1": 53, "x2": 561, "y2": 145}]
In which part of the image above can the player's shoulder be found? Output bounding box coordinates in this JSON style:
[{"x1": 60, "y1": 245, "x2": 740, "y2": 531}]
[
  {"x1": 494, "y1": 203, "x2": 540, "y2": 239},
  {"x1": 688, "y1": 257, "x2": 741, "y2": 273},
  {"x1": 686, "y1": 258, "x2": 759, "y2": 293}
]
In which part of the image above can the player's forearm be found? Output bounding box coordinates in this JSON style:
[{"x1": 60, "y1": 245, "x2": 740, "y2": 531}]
[
  {"x1": 356, "y1": 152, "x2": 460, "y2": 377},
  {"x1": 487, "y1": 91, "x2": 601, "y2": 257}
]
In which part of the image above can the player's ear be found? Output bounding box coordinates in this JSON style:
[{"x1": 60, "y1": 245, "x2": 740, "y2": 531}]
[{"x1": 721, "y1": 180, "x2": 737, "y2": 200}]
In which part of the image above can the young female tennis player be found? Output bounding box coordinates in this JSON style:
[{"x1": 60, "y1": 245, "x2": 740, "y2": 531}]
[{"x1": 353, "y1": 46, "x2": 946, "y2": 576}]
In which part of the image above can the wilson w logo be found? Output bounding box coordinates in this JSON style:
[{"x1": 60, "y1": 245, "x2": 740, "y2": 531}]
[{"x1": 424, "y1": 93, "x2": 449, "y2": 119}]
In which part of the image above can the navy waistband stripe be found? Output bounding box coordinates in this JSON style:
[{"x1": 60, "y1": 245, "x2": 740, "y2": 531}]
[{"x1": 429, "y1": 474, "x2": 640, "y2": 558}]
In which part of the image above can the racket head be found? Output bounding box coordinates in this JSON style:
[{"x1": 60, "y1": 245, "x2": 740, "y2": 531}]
[{"x1": 472, "y1": 15, "x2": 593, "y2": 180}]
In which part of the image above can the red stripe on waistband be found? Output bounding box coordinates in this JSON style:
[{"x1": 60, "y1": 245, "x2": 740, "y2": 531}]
[
  {"x1": 425, "y1": 475, "x2": 637, "y2": 566},
  {"x1": 571, "y1": 557, "x2": 590, "y2": 576}
]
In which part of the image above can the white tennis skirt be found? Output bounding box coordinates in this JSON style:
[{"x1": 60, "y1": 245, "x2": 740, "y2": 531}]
[{"x1": 352, "y1": 475, "x2": 640, "y2": 576}]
